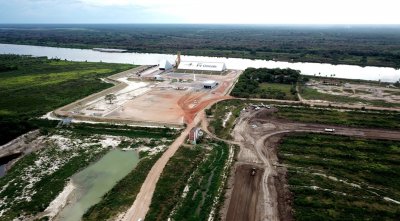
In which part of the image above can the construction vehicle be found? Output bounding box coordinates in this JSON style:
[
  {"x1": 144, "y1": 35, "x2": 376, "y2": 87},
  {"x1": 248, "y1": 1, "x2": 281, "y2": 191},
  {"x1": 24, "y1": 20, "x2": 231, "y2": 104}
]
[{"x1": 251, "y1": 168, "x2": 256, "y2": 176}]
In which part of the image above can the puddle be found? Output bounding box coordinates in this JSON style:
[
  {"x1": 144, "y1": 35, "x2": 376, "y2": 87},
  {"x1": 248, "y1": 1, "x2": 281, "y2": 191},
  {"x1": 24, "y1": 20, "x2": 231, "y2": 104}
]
[{"x1": 56, "y1": 149, "x2": 139, "y2": 221}]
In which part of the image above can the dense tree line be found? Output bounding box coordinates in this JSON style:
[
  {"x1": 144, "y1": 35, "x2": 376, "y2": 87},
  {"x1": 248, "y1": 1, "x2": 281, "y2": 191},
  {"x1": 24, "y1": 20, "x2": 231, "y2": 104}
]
[
  {"x1": 231, "y1": 68, "x2": 300, "y2": 98},
  {"x1": 1, "y1": 24, "x2": 400, "y2": 68}
]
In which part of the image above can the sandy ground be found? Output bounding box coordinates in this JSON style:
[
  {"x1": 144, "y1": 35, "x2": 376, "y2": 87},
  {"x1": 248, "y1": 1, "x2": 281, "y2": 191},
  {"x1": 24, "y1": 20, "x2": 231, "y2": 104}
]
[
  {"x1": 222, "y1": 107, "x2": 400, "y2": 221},
  {"x1": 106, "y1": 88, "x2": 185, "y2": 125},
  {"x1": 60, "y1": 68, "x2": 240, "y2": 127},
  {"x1": 43, "y1": 181, "x2": 76, "y2": 219},
  {"x1": 107, "y1": 70, "x2": 238, "y2": 125}
]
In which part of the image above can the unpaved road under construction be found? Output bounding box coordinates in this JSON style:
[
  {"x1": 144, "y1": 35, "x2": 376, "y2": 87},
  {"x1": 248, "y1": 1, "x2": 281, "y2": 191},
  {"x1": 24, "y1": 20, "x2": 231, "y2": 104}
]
[{"x1": 224, "y1": 108, "x2": 400, "y2": 221}]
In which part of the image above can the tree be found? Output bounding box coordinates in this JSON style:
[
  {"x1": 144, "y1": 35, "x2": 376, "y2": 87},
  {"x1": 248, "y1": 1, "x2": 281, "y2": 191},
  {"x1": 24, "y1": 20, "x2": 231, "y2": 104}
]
[{"x1": 105, "y1": 94, "x2": 117, "y2": 104}]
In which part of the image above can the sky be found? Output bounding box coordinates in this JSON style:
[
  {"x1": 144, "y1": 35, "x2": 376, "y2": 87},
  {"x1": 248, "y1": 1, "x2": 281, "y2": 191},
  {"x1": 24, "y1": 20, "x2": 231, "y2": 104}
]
[{"x1": 0, "y1": 0, "x2": 399, "y2": 24}]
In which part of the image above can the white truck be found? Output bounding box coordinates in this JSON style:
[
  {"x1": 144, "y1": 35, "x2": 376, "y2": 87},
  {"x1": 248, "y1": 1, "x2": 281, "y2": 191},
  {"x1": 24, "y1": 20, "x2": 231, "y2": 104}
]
[{"x1": 324, "y1": 128, "x2": 336, "y2": 132}]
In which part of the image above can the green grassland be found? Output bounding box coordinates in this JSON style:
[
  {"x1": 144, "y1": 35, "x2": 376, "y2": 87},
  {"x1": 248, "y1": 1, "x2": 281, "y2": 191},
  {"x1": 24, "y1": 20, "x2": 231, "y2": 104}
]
[
  {"x1": 146, "y1": 141, "x2": 231, "y2": 221},
  {"x1": 0, "y1": 54, "x2": 134, "y2": 145},
  {"x1": 278, "y1": 133, "x2": 400, "y2": 220},
  {"x1": 259, "y1": 83, "x2": 298, "y2": 100}
]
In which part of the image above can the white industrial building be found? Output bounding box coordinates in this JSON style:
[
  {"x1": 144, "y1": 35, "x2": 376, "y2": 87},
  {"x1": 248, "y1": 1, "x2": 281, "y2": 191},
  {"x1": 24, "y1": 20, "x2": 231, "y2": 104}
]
[
  {"x1": 203, "y1": 80, "x2": 218, "y2": 89},
  {"x1": 178, "y1": 61, "x2": 226, "y2": 72},
  {"x1": 159, "y1": 60, "x2": 173, "y2": 70}
]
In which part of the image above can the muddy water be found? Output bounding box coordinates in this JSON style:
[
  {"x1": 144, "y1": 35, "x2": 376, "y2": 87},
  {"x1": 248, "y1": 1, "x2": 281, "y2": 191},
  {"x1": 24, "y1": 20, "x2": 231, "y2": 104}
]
[
  {"x1": 0, "y1": 43, "x2": 399, "y2": 82},
  {"x1": 56, "y1": 149, "x2": 139, "y2": 221}
]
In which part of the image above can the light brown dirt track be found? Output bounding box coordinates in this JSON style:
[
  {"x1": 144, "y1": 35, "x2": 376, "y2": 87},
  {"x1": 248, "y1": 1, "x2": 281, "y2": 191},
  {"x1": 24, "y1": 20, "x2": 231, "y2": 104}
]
[{"x1": 223, "y1": 108, "x2": 400, "y2": 221}]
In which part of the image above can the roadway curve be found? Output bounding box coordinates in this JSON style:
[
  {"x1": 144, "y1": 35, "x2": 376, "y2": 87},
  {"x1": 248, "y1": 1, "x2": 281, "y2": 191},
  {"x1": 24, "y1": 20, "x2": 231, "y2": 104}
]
[
  {"x1": 122, "y1": 71, "x2": 242, "y2": 221},
  {"x1": 225, "y1": 108, "x2": 400, "y2": 221}
]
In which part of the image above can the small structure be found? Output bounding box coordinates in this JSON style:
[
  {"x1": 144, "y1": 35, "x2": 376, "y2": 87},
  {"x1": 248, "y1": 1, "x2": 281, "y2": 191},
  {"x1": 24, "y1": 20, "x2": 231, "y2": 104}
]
[
  {"x1": 57, "y1": 117, "x2": 72, "y2": 127},
  {"x1": 203, "y1": 80, "x2": 218, "y2": 89},
  {"x1": 154, "y1": 75, "x2": 163, "y2": 81},
  {"x1": 159, "y1": 60, "x2": 173, "y2": 70},
  {"x1": 188, "y1": 127, "x2": 203, "y2": 144}
]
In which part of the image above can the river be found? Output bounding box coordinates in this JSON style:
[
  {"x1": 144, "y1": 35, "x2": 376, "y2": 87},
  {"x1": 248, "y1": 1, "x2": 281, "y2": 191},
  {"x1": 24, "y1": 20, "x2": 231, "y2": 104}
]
[
  {"x1": 56, "y1": 149, "x2": 139, "y2": 221},
  {"x1": 0, "y1": 43, "x2": 399, "y2": 82}
]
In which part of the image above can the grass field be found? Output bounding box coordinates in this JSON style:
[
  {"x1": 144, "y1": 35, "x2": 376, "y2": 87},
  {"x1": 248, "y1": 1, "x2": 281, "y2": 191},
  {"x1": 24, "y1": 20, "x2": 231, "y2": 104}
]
[
  {"x1": 0, "y1": 54, "x2": 134, "y2": 145},
  {"x1": 278, "y1": 133, "x2": 400, "y2": 220},
  {"x1": 259, "y1": 83, "x2": 298, "y2": 100},
  {"x1": 146, "y1": 141, "x2": 232, "y2": 221}
]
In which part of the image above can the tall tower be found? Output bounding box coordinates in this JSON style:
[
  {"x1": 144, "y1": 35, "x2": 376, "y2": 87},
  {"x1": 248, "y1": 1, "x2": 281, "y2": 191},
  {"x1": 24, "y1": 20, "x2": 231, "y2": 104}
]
[{"x1": 175, "y1": 51, "x2": 181, "y2": 68}]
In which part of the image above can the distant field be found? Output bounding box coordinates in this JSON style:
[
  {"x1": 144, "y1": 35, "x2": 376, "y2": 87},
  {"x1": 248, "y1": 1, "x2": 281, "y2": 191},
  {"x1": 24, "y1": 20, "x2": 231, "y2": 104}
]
[
  {"x1": 300, "y1": 87, "x2": 400, "y2": 108},
  {"x1": 1, "y1": 24, "x2": 400, "y2": 68},
  {"x1": 279, "y1": 133, "x2": 400, "y2": 220},
  {"x1": 0, "y1": 54, "x2": 134, "y2": 145},
  {"x1": 276, "y1": 106, "x2": 400, "y2": 129}
]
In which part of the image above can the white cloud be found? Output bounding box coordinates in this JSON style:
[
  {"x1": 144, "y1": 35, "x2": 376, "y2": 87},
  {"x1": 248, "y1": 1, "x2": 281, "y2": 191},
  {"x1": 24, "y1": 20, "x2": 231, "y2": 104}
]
[
  {"x1": 77, "y1": 0, "x2": 400, "y2": 24},
  {"x1": 4, "y1": 0, "x2": 400, "y2": 24}
]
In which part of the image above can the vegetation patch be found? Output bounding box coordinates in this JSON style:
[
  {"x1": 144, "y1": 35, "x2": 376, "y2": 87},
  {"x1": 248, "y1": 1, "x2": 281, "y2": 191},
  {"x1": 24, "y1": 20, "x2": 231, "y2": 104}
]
[
  {"x1": 207, "y1": 99, "x2": 249, "y2": 139},
  {"x1": 231, "y1": 68, "x2": 300, "y2": 100},
  {"x1": 146, "y1": 140, "x2": 231, "y2": 221},
  {"x1": 2, "y1": 25, "x2": 400, "y2": 68},
  {"x1": 0, "y1": 123, "x2": 176, "y2": 221},
  {"x1": 300, "y1": 87, "x2": 400, "y2": 108},
  {"x1": 0, "y1": 54, "x2": 134, "y2": 145},
  {"x1": 276, "y1": 106, "x2": 400, "y2": 130},
  {"x1": 278, "y1": 133, "x2": 400, "y2": 220}
]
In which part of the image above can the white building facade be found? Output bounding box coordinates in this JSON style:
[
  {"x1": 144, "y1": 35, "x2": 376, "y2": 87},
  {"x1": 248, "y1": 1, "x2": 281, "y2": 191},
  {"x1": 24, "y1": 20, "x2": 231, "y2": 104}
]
[{"x1": 178, "y1": 61, "x2": 226, "y2": 72}]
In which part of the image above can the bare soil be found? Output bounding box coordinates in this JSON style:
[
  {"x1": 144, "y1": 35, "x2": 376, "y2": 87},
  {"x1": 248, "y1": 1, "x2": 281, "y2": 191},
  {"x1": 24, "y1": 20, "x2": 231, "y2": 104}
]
[
  {"x1": 226, "y1": 164, "x2": 264, "y2": 221},
  {"x1": 224, "y1": 107, "x2": 400, "y2": 221}
]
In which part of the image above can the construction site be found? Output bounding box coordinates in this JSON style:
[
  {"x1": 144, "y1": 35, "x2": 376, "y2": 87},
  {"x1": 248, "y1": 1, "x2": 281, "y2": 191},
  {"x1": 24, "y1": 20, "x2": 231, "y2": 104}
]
[
  {"x1": 54, "y1": 54, "x2": 240, "y2": 127},
  {"x1": 219, "y1": 106, "x2": 400, "y2": 221},
  {"x1": 1, "y1": 52, "x2": 400, "y2": 221}
]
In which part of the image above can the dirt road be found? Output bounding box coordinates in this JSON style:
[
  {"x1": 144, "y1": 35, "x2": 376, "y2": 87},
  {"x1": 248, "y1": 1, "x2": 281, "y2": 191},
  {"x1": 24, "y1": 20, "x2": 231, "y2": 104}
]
[
  {"x1": 122, "y1": 117, "x2": 200, "y2": 221},
  {"x1": 226, "y1": 164, "x2": 264, "y2": 221},
  {"x1": 122, "y1": 72, "x2": 241, "y2": 221},
  {"x1": 224, "y1": 108, "x2": 400, "y2": 221}
]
